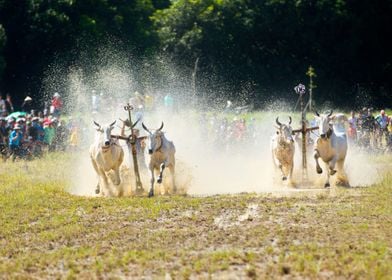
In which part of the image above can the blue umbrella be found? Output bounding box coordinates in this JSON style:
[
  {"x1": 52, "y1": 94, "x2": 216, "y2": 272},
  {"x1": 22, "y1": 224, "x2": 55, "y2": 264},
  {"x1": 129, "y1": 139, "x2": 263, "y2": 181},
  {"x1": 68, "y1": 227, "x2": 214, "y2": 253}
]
[{"x1": 6, "y1": 111, "x2": 27, "y2": 120}]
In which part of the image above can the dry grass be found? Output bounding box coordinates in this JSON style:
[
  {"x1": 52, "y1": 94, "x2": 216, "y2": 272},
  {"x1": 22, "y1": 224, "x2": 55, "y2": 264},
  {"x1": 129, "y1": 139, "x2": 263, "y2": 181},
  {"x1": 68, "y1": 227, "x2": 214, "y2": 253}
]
[{"x1": 0, "y1": 153, "x2": 391, "y2": 279}]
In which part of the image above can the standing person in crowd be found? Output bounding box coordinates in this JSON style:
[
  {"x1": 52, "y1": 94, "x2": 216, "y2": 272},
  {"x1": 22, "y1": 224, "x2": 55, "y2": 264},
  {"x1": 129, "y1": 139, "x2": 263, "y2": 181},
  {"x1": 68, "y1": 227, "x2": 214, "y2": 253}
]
[
  {"x1": 69, "y1": 124, "x2": 79, "y2": 151},
  {"x1": 54, "y1": 120, "x2": 68, "y2": 151},
  {"x1": 9, "y1": 124, "x2": 24, "y2": 161},
  {"x1": 387, "y1": 118, "x2": 392, "y2": 150},
  {"x1": 164, "y1": 93, "x2": 174, "y2": 112},
  {"x1": 375, "y1": 109, "x2": 389, "y2": 148},
  {"x1": 5, "y1": 94, "x2": 14, "y2": 114},
  {"x1": 21, "y1": 96, "x2": 33, "y2": 113},
  {"x1": 360, "y1": 107, "x2": 375, "y2": 148},
  {"x1": 348, "y1": 111, "x2": 358, "y2": 143},
  {"x1": 91, "y1": 90, "x2": 100, "y2": 113},
  {"x1": 28, "y1": 117, "x2": 44, "y2": 156},
  {"x1": 43, "y1": 120, "x2": 56, "y2": 151},
  {"x1": 51, "y1": 92, "x2": 63, "y2": 117},
  {"x1": 0, "y1": 117, "x2": 9, "y2": 159},
  {"x1": 0, "y1": 95, "x2": 6, "y2": 116}
]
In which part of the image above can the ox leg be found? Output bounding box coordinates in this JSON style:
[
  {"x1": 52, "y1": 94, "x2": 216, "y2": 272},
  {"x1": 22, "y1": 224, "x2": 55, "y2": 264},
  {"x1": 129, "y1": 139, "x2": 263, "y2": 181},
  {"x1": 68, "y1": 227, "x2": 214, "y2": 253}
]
[
  {"x1": 277, "y1": 163, "x2": 286, "y2": 181},
  {"x1": 169, "y1": 165, "x2": 177, "y2": 193},
  {"x1": 112, "y1": 166, "x2": 121, "y2": 186},
  {"x1": 324, "y1": 162, "x2": 331, "y2": 188},
  {"x1": 157, "y1": 163, "x2": 165, "y2": 184},
  {"x1": 288, "y1": 162, "x2": 294, "y2": 183},
  {"x1": 336, "y1": 160, "x2": 349, "y2": 187},
  {"x1": 314, "y1": 150, "x2": 322, "y2": 174},
  {"x1": 328, "y1": 159, "x2": 337, "y2": 176},
  {"x1": 148, "y1": 167, "x2": 155, "y2": 197},
  {"x1": 98, "y1": 168, "x2": 110, "y2": 195},
  {"x1": 91, "y1": 159, "x2": 102, "y2": 195}
]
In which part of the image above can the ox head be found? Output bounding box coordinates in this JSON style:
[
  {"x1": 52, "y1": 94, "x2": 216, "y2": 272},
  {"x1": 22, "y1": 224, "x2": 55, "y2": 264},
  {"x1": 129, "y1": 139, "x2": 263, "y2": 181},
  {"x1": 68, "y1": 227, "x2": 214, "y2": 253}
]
[
  {"x1": 275, "y1": 116, "x2": 294, "y2": 143},
  {"x1": 315, "y1": 110, "x2": 333, "y2": 139},
  {"x1": 142, "y1": 122, "x2": 164, "y2": 154},
  {"x1": 94, "y1": 120, "x2": 116, "y2": 147}
]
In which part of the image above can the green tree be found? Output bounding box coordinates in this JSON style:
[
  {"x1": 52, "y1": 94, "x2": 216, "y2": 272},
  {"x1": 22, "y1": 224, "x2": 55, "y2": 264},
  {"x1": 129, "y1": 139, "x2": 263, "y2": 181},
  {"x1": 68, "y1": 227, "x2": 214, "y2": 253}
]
[{"x1": 0, "y1": 24, "x2": 6, "y2": 80}]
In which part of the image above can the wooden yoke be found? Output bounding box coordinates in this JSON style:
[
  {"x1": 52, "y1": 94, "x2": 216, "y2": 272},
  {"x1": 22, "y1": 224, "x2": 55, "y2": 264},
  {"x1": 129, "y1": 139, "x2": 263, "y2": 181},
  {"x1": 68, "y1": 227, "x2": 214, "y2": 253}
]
[{"x1": 121, "y1": 103, "x2": 144, "y2": 194}]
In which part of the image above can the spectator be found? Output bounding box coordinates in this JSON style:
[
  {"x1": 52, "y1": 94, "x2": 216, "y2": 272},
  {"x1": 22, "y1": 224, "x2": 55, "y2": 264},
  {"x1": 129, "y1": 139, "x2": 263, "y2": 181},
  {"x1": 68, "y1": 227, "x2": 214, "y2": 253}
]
[
  {"x1": 51, "y1": 92, "x2": 63, "y2": 117},
  {"x1": 9, "y1": 124, "x2": 24, "y2": 161},
  {"x1": 164, "y1": 93, "x2": 174, "y2": 111},
  {"x1": 54, "y1": 120, "x2": 68, "y2": 151},
  {"x1": 91, "y1": 90, "x2": 100, "y2": 113},
  {"x1": 375, "y1": 109, "x2": 389, "y2": 148},
  {"x1": 43, "y1": 120, "x2": 56, "y2": 151},
  {"x1": 348, "y1": 111, "x2": 358, "y2": 142},
  {"x1": 21, "y1": 96, "x2": 33, "y2": 113},
  {"x1": 5, "y1": 94, "x2": 14, "y2": 114},
  {"x1": 0, "y1": 117, "x2": 9, "y2": 158},
  {"x1": 0, "y1": 95, "x2": 6, "y2": 116},
  {"x1": 69, "y1": 125, "x2": 79, "y2": 151}
]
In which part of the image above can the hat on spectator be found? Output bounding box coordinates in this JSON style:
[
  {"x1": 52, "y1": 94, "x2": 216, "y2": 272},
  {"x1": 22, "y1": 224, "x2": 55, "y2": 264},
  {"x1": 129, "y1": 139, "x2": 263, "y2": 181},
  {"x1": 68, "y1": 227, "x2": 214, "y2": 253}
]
[
  {"x1": 32, "y1": 117, "x2": 39, "y2": 121},
  {"x1": 13, "y1": 124, "x2": 22, "y2": 130},
  {"x1": 43, "y1": 119, "x2": 52, "y2": 126},
  {"x1": 16, "y1": 118, "x2": 25, "y2": 123},
  {"x1": 0, "y1": 117, "x2": 6, "y2": 122},
  {"x1": 24, "y1": 96, "x2": 33, "y2": 102},
  {"x1": 53, "y1": 92, "x2": 60, "y2": 98},
  {"x1": 7, "y1": 118, "x2": 15, "y2": 123}
]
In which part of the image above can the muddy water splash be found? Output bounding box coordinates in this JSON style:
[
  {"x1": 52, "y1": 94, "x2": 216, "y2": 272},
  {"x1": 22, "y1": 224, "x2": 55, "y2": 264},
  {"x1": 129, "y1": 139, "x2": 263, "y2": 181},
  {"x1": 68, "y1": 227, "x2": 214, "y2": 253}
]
[
  {"x1": 68, "y1": 103, "x2": 389, "y2": 196},
  {"x1": 50, "y1": 63, "x2": 389, "y2": 196}
]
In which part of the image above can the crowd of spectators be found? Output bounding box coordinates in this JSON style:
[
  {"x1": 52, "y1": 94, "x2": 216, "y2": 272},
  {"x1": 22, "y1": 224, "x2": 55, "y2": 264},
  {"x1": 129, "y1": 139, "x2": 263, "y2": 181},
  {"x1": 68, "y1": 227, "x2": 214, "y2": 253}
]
[
  {"x1": 347, "y1": 107, "x2": 392, "y2": 150},
  {"x1": 0, "y1": 93, "x2": 81, "y2": 161}
]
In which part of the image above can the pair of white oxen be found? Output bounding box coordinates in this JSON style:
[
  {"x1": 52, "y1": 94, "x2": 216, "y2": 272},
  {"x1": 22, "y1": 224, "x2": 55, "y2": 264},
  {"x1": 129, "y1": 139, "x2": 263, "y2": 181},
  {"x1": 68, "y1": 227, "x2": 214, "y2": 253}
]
[
  {"x1": 89, "y1": 121, "x2": 176, "y2": 197},
  {"x1": 271, "y1": 111, "x2": 349, "y2": 187}
]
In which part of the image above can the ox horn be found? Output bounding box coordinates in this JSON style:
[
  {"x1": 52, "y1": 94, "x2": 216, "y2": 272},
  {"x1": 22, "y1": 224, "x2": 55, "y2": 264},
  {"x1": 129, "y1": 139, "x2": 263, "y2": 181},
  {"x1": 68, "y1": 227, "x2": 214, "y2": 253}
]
[
  {"x1": 327, "y1": 110, "x2": 333, "y2": 117},
  {"x1": 288, "y1": 116, "x2": 292, "y2": 125},
  {"x1": 158, "y1": 122, "x2": 164, "y2": 131},
  {"x1": 110, "y1": 120, "x2": 116, "y2": 127},
  {"x1": 132, "y1": 118, "x2": 140, "y2": 128},
  {"x1": 276, "y1": 117, "x2": 282, "y2": 127},
  {"x1": 142, "y1": 122, "x2": 151, "y2": 134},
  {"x1": 315, "y1": 111, "x2": 320, "y2": 117},
  {"x1": 93, "y1": 121, "x2": 101, "y2": 128}
]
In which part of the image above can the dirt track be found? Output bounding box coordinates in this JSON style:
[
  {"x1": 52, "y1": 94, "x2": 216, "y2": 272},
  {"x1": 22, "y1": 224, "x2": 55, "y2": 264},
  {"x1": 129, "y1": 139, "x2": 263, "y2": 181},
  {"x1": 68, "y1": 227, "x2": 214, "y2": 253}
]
[{"x1": 0, "y1": 155, "x2": 391, "y2": 278}]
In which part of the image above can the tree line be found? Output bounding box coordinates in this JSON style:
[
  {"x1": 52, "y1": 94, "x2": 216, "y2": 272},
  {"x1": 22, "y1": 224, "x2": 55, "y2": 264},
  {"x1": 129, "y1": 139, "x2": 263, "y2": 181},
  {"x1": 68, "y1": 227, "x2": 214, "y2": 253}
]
[{"x1": 0, "y1": 0, "x2": 391, "y2": 109}]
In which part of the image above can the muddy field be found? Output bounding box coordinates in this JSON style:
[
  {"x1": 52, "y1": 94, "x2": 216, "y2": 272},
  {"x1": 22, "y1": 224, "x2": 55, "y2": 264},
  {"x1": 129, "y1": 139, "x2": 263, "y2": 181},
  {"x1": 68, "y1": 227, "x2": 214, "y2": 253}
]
[{"x1": 0, "y1": 153, "x2": 391, "y2": 279}]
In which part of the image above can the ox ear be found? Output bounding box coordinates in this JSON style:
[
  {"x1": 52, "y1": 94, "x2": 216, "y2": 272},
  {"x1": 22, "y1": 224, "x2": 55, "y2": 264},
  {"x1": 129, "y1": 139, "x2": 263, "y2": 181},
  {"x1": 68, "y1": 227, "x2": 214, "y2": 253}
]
[
  {"x1": 142, "y1": 122, "x2": 151, "y2": 134},
  {"x1": 288, "y1": 116, "x2": 292, "y2": 125},
  {"x1": 110, "y1": 120, "x2": 116, "y2": 127}
]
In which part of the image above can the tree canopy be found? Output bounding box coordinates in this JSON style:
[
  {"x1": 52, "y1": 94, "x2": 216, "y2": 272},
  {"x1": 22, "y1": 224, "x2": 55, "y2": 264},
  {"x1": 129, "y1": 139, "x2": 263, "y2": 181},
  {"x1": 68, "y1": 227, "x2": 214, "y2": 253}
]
[{"x1": 0, "y1": 0, "x2": 391, "y2": 108}]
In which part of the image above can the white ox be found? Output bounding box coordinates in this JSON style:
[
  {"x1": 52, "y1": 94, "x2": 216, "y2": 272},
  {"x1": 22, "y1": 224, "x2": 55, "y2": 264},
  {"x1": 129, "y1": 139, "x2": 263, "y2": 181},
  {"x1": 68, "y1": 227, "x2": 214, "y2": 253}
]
[
  {"x1": 142, "y1": 122, "x2": 176, "y2": 197},
  {"x1": 313, "y1": 111, "x2": 349, "y2": 187},
  {"x1": 271, "y1": 117, "x2": 295, "y2": 183},
  {"x1": 90, "y1": 121, "x2": 124, "y2": 195}
]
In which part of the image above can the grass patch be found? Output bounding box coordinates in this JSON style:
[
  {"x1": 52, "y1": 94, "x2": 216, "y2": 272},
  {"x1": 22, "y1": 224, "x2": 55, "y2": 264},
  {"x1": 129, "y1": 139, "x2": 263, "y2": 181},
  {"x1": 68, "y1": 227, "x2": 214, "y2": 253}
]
[{"x1": 0, "y1": 153, "x2": 391, "y2": 278}]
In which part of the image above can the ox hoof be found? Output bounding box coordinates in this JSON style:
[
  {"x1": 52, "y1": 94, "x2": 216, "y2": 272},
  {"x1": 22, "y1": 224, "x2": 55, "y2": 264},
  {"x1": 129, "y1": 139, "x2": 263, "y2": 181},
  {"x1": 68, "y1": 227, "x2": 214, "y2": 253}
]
[
  {"x1": 324, "y1": 183, "x2": 331, "y2": 188},
  {"x1": 329, "y1": 169, "x2": 337, "y2": 176},
  {"x1": 316, "y1": 167, "x2": 323, "y2": 174},
  {"x1": 157, "y1": 178, "x2": 162, "y2": 184},
  {"x1": 148, "y1": 190, "x2": 154, "y2": 198},
  {"x1": 282, "y1": 176, "x2": 287, "y2": 181}
]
